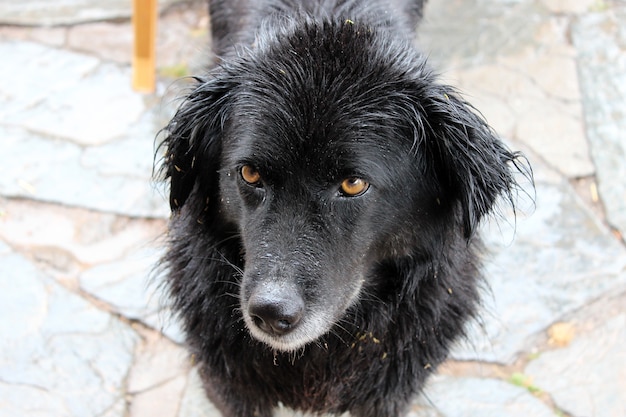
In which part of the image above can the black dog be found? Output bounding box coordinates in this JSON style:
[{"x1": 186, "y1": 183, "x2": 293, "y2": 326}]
[{"x1": 159, "y1": 1, "x2": 527, "y2": 416}]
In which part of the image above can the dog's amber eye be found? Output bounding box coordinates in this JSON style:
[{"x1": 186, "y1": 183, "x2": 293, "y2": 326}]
[
  {"x1": 241, "y1": 165, "x2": 262, "y2": 185},
  {"x1": 340, "y1": 177, "x2": 369, "y2": 196}
]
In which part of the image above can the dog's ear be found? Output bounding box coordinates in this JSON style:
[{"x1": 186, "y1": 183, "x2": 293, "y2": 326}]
[
  {"x1": 159, "y1": 76, "x2": 234, "y2": 212},
  {"x1": 416, "y1": 85, "x2": 524, "y2": 238}
]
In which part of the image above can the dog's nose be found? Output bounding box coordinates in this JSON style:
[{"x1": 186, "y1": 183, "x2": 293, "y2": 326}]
[{"x1": 248, "y1": 292, "x2": 304, "y2": 336}]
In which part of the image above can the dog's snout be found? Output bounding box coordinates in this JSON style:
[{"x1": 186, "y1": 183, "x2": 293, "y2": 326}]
[{"x1": 248, "y1": 291, "x2": 304, "y2": 336}]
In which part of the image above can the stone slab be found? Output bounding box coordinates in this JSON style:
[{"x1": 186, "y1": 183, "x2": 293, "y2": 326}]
[
  {"x1": 0, "y1": 249, "x2": 139, "y2": 417},
  {"x1": 130, "y1": 375, "x2": 188, "y2": 417},
  {"x1": 128, "y1": 334, "x2": 189, "y2": 394},
  {"x1": 418, "y1": 0, "x2": 543, "y2": 67},
  {"x1": 65, "y1": 3, "x2": 210, "y2": 74},
  {"x1": 0, "y1": 0, "x2": 189, "y2": 26},
  {"x1": 542, "y1": 0, "x2": 597, "y2": 14},
  {"x1": 418, "y1": 0, "x2": 594, "y2": 178},
  {"x1": 177, "y1": 368, "x2": 223, "y2": 417},
  {"x1": 418, "y1": 375, "x2": 555, "y2": 417},
  {"x1": 1, "y1": 125, "x2": 168, "y2": 218},
  {"x1": 0, "y1": 41, "x2": 99, "y2": 119},
  {"x1": 526, "y1": 309, "x2": 626, "y2": 417},
  {"x1": 0, "y1": 198, "x2": 166, "y2": 267},
  {"x1": 0, "y1": 41, "x2": 145, "y2": 146},
  {"x1": 453, "y1": 171, "x2": 626, "y2": 363},
  {"x1": 79, "y1": 244, "x2": 185, "y2": 343},
  {"x1": 573, "y1": 9, "x2": 626, "y2": 235},
  {"x1": 0, "y1": 40, "x2": 171, "y2": 217},
  {"x1": 66, "y1": 22, "x2": 133, "y2": 64},
  {"x1": 0, "y1": 198, "x2": 180, "y2": 340}
]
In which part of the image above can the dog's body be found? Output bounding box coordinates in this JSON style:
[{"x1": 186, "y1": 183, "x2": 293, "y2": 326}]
[{"x1": 160, "y1": 1, "x2": 526, "y2": 416}]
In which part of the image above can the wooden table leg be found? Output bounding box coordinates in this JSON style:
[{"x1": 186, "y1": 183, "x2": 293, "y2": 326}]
[{"x1": 132, "y1": 0, "x2": 157, "y2": 92}]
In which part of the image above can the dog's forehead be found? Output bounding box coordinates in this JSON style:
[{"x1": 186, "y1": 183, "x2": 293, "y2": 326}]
[
  {"x1": 220, "y1": 20, "x2": 427, "y2": 182},
  {"x1": 224, "y1": 109, "x2": 415, "y2": 189},
  {"x1": 227, "y1": 86, "x2": 410, "y2": 170},
  {"x1": 227, "y1": 119, "x2": 378, "y2": 167}
]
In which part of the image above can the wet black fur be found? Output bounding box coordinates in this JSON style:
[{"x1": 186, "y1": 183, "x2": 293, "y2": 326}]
[{"x1": 158, "y1": 1, "x2": 529, "y2": 416}]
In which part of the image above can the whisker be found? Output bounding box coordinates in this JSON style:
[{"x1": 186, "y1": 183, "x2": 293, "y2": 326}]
[
  {"x1": 219, "y1": 291, "x2": 240, "y2": 300},
  {"x1": 329, "y1": 323, "x2": 351, "y2": 346}
]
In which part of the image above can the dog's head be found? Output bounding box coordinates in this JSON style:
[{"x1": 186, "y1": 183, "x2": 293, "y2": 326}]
[{"x1": 161, "y1": 19, "x2": 524, "y2": 351}]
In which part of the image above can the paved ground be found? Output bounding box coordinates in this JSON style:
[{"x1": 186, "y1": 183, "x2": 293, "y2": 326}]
[{"x1": 1, "y1": 0, "x2": 625, "y2": 416}]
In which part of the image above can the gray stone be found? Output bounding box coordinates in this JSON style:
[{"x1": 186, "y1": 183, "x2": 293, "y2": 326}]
[
  {"x1": 79, "y1": 246, "x2": 163, "y2": 319},
  {"x1": 0, "y1": 250, "x2": 139, "y2": 417},
  {"x1": 0, "y1": 125, "x2": 168, "y2": 218},
  {"x1": 178, "y1": 368, "x2": 222, "y2": 417},
  {"x1": 20, "y1": 75, "x2": 142, "y2": 143},
  {"x1": 0, "y1": 239, "x2": 10, "y2": 255},
  {"x1": 1, "y1": 42, "x2": 144, "y2": 146},
  {"x1": 0, "y1": 198, "x2": 166, "y2": 267},
  {"x1": 79, "y1": 243, "x2": 183, "y2": 342},
  {"x1": 453, "y1": 173, "x2": 626, "y2": 363},
  {"x1": 0, "y1": 384, "x2": 68, "y2": 417},
  {"x1": 526, "y1": 311, "x2": 626, "y2": 417},
  {"x1": 573, "y1": 9, "x2": 626, "y2": 235},
  {"x1": 418, "y1": 0, "x2": 594, "y2": 178},
  {"x1": 542, "y1": 0, "x2": 597, "y2": 14},
  {"x1": 418, "y1": 0, "x2": 543, "y2": 67},
  {"x1": 0, "y1": 0, "x2": 189, "y2": 26},
  {"x1": 127, "y1": 334, "x2": 189, "y2": 394},
  {"x1": 0, "y1": 25, "x2": 67, "y2": 48},
  {"x1": 67, "y1": 22, "x2": 134, "y2": 64},
  {"x1": 130, "y1": 375, "x2": 188, "y2": 417},
  {"x1": 0, "y1": 198, "x2": 179, "y2": 340},
  {"x1": 0, "y1": 41, "x2": 99, "y2": 120},
  {"x1": 65, "y1": 2, "x2": 210, "y2": 73},
  {"x1": 419, "y1": 375, "x2": 555, "y2": 417},
  {"x1": 0, "y1": 40, "x2": 172, "y2": 217}
]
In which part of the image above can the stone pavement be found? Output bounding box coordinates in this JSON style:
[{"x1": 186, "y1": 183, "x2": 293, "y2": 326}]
[{"x1": 0, "y1": 1, "x2": 625, "y2": 416}]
